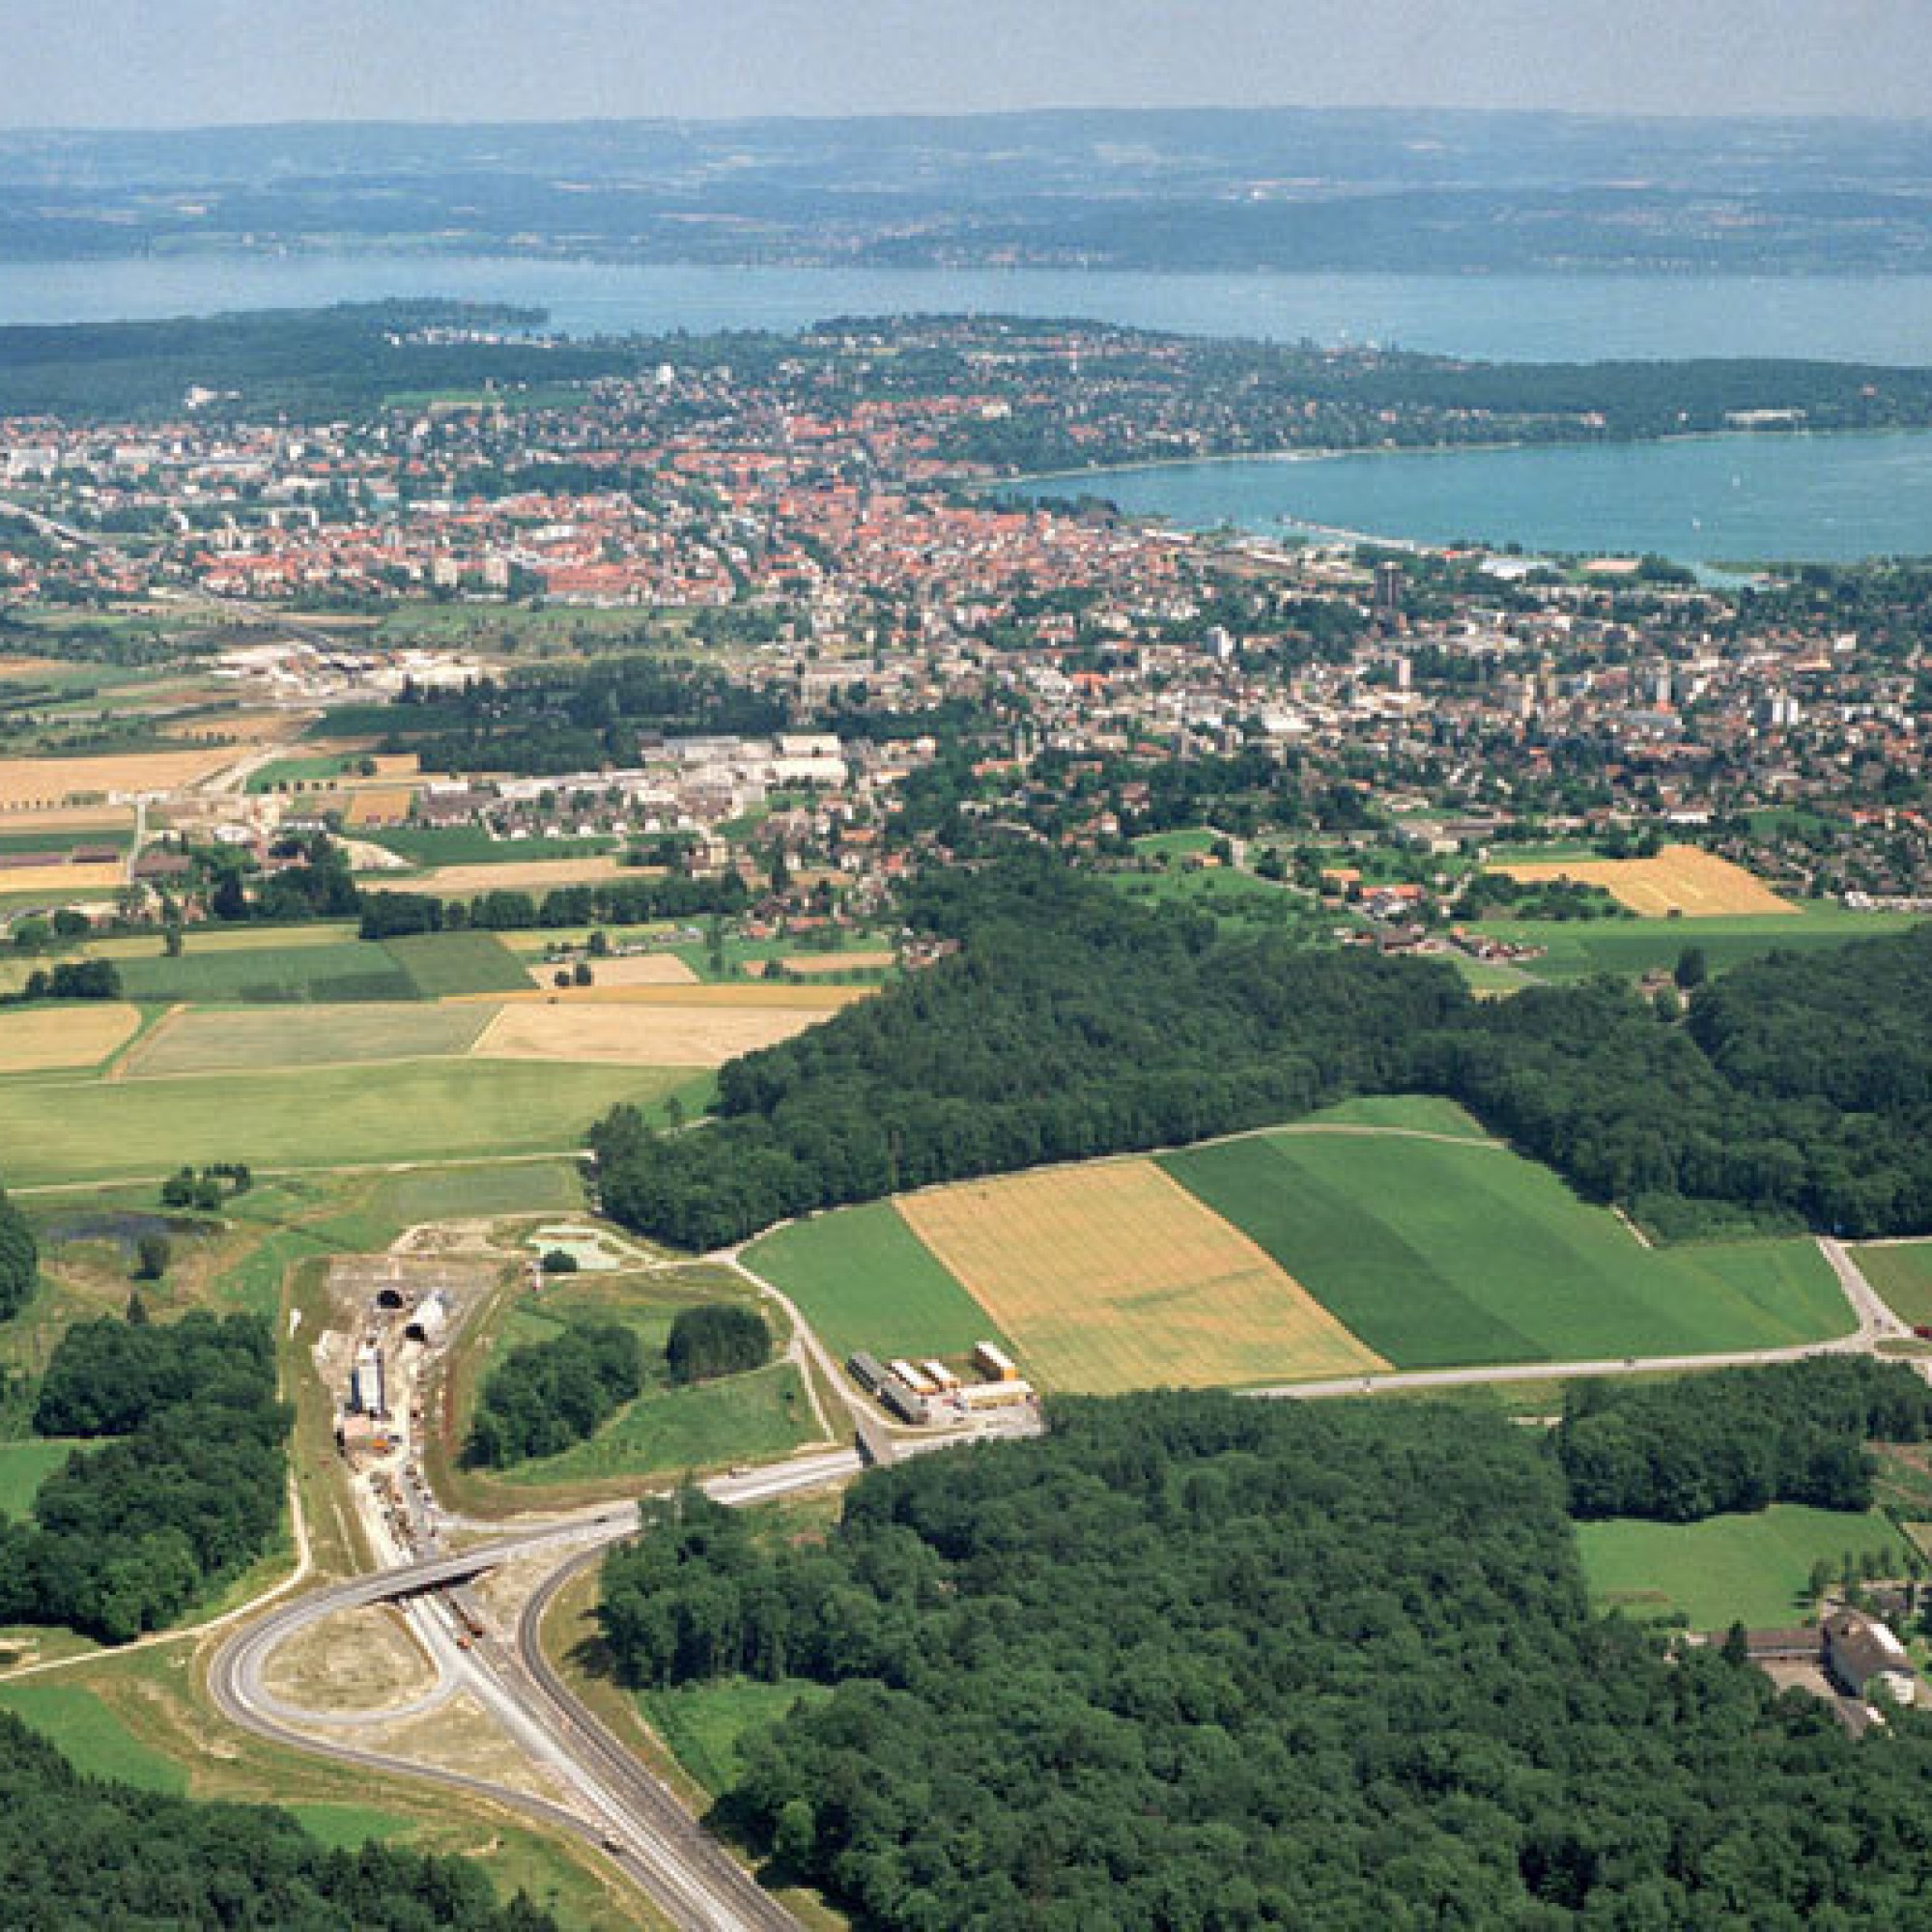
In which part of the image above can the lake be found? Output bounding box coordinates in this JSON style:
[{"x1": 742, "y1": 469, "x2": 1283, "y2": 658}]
[
  {"x1": 14, "y1": 256, "x2": 1932, "y2": 365},
  {"x1": 1009, "y1": 432, "x2": 1932, "y2": 567}
]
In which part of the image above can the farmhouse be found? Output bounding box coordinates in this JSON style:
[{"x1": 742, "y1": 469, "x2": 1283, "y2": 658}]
[{"x1": 1823, "y1": 1610, "x2": 1918, "y2": 1707}]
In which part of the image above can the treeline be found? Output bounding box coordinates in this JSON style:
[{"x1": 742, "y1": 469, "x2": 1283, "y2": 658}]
[
  {"x1": 384, "y1": 658, "x2": 788, "y2": 777},
  {"x1": 591, "y1": 860, "x2": 1932, "y2": 1250},
  {"x1": 359, "y1": 872, "x2": 748, "y2": 941},
  {"x1": 601, "y1": 1391, "x2": 1932, "y2": 1925},
  {"x1": 0, "y1": 1312, "x2": 287, "y2": 1641},
  {"x1": 4, "y1": 960, "x2": 122, "y2": 1006},
  {"x1": 1554, "y1": 1356, "x2": 1932, "y2": 1521},
  {"x1": 0, "y1": 1712, "x2": 555, "y2": 1930},
  {"x1": 464, "y1": 1322, "x2": 642, "y2": 1469},
  {"x1": 594, "y1": 860, "x2": 1461, "y2": 1250},
  {"x1": 0, "y1": 1189, "x2": 35, "y2": 1323}
]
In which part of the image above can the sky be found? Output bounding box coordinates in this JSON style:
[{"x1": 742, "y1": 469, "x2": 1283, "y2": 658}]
[{"x1": 1, "y1": 0, "x2": 1929, "y2": 128}]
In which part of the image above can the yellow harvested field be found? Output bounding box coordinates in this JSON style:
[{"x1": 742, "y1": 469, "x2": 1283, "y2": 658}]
[
  {"x1": 472, "y1": 1000, "x2": 828, "y2": 1067},
  {"x1": 0, "y1": 862, "x2": 125, "y2": 895},
  {"x1": 524, "y1": 952, "x2": 698, "y2": 988},
  {"x1": 1495, "y1": 842, "x2": 1795, "y2": 918},
  {"x1": 899, "y1": 1159, "x2": 1387, "y2": 1393},
  {"x1": 0, "y1": 656, "x2": 78, "y2": 681},
  {"x1": 343, "y1": 786, "x2": 416, "y2": 827},
  {"x1": 0, "y1": 805, "x2": 134, "y2": 834},
  {"x1": 409, "y1": 856, "x2": 637, "y2": 894},
  {"x1": 0, "y1": 746, "x2": 243, "y2": 809},
  {"x1": 453, "y1": 981, "x2": 867, "y2": 1010},
  {"x1": 0, "y1": 1002, "x2": 141, "y2": 1073},
  {"x1": 771, "y1": 951, "x2": 895, "y2": 975}
]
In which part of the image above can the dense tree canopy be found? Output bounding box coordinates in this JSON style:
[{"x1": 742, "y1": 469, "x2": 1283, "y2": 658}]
[
  {"x1": 0, "y1": 1711, "x2": 555, "y2": 1930},
  {"x1": 666, "y1": 1304, "x2": 772, "y2": 1385},
  {"x1": 592, "y1": 860, "x2": 1932, "y2": 1250},
  {"x1": 1554, "y1": 1356, "x2": 1932, "y2": 1521},
  {"x1": 464, "y1": 1321, "x2": 644, "y2": 1469},
  {"x1": 600, "y1": 1392, "x2": 1932, "y2": 1927},
  {"x1": 0, "y1": 1187, "x2": 35, "y2": 1323},
  {"x1": 0, "y1": 1313, "x2": 286, "y2": 1641}
]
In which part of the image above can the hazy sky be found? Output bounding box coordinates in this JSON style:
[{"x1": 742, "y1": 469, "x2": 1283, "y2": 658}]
[{"x1": 2, "y1": 0, "x2": 1928, "y2": 128}]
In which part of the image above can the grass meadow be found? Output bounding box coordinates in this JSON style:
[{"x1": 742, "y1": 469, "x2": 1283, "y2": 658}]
[
  {"x1": 0, "y1": 1061, "x2": 701, "y2": 1185},
  {"x1": 1577, "y1": 1504, "x2": 1913, "y2": 1630},
  {"x1": 1852, "y1": 1242, "x2": 1932, "y2": 1328},
  {"x1": 380, "y1": 931, "x2": 532, "y2": 998},
  {"x1": 1469, "y1": 907, "x2": 1918, "y2": 982}
]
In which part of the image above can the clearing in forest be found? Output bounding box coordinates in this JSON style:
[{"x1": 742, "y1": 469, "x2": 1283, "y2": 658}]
[
  {"x1": 472, "y1": 1001, "x2": 826, "y2": 1067},
  {"x1": 0, "y1": 1002, "x2": 140, "y2": 1074},
  {"x1": 1494, "y1": 843, "x2": 1794, "y2": 918},
  {"x1": 899, "y1": 1158, "x2": 1386, "y2": 1392}
]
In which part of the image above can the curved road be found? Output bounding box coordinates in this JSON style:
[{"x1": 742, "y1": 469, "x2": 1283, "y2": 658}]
[{"x1": 212, "y1": 1459, "x2": 858, "y2": 1931}]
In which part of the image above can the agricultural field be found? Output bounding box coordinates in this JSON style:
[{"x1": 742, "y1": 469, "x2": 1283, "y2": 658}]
[
  {"x1": 0, "y1": 1002, "x2": 140, "y2": 1073},
  {"x1": 523, "y1": 952, "x2": 697, "y2": 988},
  {"x1": 0, "y1": 1060, "x2": 702, "y2": 1186},
  {"x1": 0, "y1": 860, "x2": 125, "y2": 895},
  {"x1": 380, "y1": 930, "x2": 530, "y2": 999},
  {"x1": 342, "y1": 787, "x2": 417, "y2": 828},
  {"x1": 1493, "y1": 843, "x2": 1794, "y2": 918},
  {"x1": 898, "y1": 1159, "x2": 1386, "y2": 1392},
  {"x1": 112, "y1": 941, "x2": 416, "y2": 1005},
  {"x1": 1577, "y1": 1505, "x2": 1912, "y2": 1630},
  {"x1": 766, "y1": 951, "x2": 895, "y2": 976},
  {"x1": 364, "y1": 828, "x2": 617, "y2": 868},
  {"x1": 473, "y1": 1001, "x2": 834, "y2": 1068},
  {"x1": 123, "y1": 1003, "x2": 493, "y2": 1078},
  {"x1": 81, "y1": 923, "x2": 360, "y2": 960},
  {"x1": 1852, "y1": 1241, "x2": 1932, "y2": 1329},
  {"x1": 405, "y1": 856, "x2": 639, "y2": 896},
  {"x1": 1467, "y1": 906, "x2": 1918, "y2": 982},
  {"x1": 747, "y1": 1202, "x2": 993, "y2": 1365},
  {"x1": 0, "y1": 744, "x2": 259, "y2": 810},
  {"x1": 1162, "y1": 1132, "x2": 1853, "y2": 1369}
]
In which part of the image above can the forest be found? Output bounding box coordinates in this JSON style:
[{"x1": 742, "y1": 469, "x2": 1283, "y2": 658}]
[
  {"x1": 464, "y1": 1321, "x2": 643, "y2": 1469},
  {"x1": 1554, "y1": 1357, "x2": 1932, "y2": 1521},
  {"x1": 599, "y1": 1390, "x2": 1932, "y2": 1927},
  {"x1": 0, "y1": 1711, "x2": 554, "y2": 1930},
  {"x1": 591, "y1": 858, "x2": 1932, "y2": 1251},
  {"x1": 0, "y1": 1312, "x2": 287, "y2": 1640},
  {"x1": 0, "y1": 1186, "x2": 34, "y2": 1322},
  {"x1": 667, "y1": 1303, "x2": 772, "y2": 1385}
]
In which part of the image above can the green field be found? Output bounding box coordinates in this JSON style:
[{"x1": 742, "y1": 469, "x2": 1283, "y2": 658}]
[
  {"x1": 0, "y1": 1680, "x2": 187, "y2": 1793},
  {"x1": 1161, "y1": 1131, "x2": 1852, "y2": 1369},
  {"x1": 1470, "y1": 907, "x2": 1918, "y2": 981},
  {"x1": 0, "y1": 1439, "x2": 86, "y2": 1520},
  {"x1": 497, "y1": 1361, "x2": 816, "y2": 1488},
  {"x1": 0, "y1": 1061, "x2": 701, "y2": 1186},
  {"x1": 113, "y1": 941, "x2": 415, "y2": 1006},
  {"x1": 125, "y1": 1003, "x2": 494, "y2": 1078},
  {"x1": 83, "y1": 923, "x2": 360, "y2": 960},
  {"x1": 1577, "y1": 1505, "x2": 1913, "y2": 1630},
  {"x1": 1853, "y1": 1242, "x2": 1932, "y2": 1328},
  {"x1": 640, "y1": 1677, "x2": 830, "y2": 1796},
  {"x1": 1131, "y1": 828, "x2": 1220, "y2": 857},
  {"x1": 365, "y1": 828, "x2": 616, "y2": 867},
  {"x1": 746, "y1": 1201, "x2": 997, "y2": 1364},
  {"x1": 1295, "y1": 1094, "x2": 1495, "y2": 1140},
  {"x1": 381, "y1": 930, "x2": 531, "y2": 998},
  {"x1": 244, "y1": 753, "x2": 367, "y2": 794}
]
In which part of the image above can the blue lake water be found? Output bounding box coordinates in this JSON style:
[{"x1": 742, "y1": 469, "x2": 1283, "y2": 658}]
[
  {"x1": 12, "y1": 255, "x2": 1932, "y2": 365},
  {"x1": 1014, "y1": 433, "x2": 1932, "y2": 566}
]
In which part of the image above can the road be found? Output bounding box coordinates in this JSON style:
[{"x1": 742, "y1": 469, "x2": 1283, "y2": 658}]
[{"x1": 212, "y1": 1453, "x2": 859, "y2": 1932}]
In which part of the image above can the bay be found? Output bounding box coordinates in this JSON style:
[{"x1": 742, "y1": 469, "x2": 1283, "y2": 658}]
[
  {"x1": 1012, "y1": 433, "x2": 1932, "y2": 566},
  {"x1": 11, "y1": 255, "x2": 1932, "y2": 365}
]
